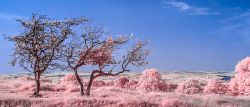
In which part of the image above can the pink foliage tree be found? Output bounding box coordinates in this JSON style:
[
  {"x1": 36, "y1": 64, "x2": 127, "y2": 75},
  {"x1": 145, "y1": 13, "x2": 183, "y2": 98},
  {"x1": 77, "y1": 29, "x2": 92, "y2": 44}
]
[
  {"x1": 63, "y1": 20, "x2": 152, "y2": 96},
  {"x1": 203, "y1": 79, "x2": 229, "y2": 94},
  {"x1": 136, "y1": 69, "x2": 171, "y2": 92},
  {"x1": 84, "y1": 38, "x2": 152, "y2": 96},
  {"x1": 5, "y1": 13, "x2": 87, "y2": 96},
  {"x1": 228, "y1": 57, "x2": 250, "y2": 95},
  {"x1": 175, "y1": 78, "x2": 203, "y2": 94}
]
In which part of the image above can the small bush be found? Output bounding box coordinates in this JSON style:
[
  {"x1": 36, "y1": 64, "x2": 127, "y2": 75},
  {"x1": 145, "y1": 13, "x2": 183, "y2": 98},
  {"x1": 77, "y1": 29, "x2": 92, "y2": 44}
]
[
  {"x1": 61, "y1": 74, "x2": 82, "y2": 85},
  {"x1": 92, "y1": 80, "x2": 105, "y2": 87},
  {"x1": 228, "y1": 57, "x2": 250, "y2": 95},
  {"x1": 139, "y1": 69, "x2": 161, "y2": 83},
  {"x1": 203, "y1": 79, "x2": 229, "y2": 94},
  {"x1": 114, "y1": 77, "x2": 129, "y2": 88},
  {"x1": 176, "y1": 78, "x2": 203, "y2": 94},
  {"x1": 136, "y1": 69, "x2": 171, "y2": 92},
  {"x1": 124, "y1": 80, "x2": 138, "y2": 90}
]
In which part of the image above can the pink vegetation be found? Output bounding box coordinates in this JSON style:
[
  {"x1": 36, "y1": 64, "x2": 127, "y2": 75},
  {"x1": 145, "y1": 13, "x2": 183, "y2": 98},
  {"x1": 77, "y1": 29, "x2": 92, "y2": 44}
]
[
  {"x1": 124, "y1": 80, "x2": 138, "y2": 90},
  {"x1": 92, "y1": 80, "x2": 106, "y2": 87},
  {"x1": 229, "y1": 57, "x2": 250, "y2": 95},
  {"x1": 114, "y1": 77, "x2": 129, "y2": 88},
  {"x1": 61, "y1": 74, "x2": 82, "y2": 85},
  {"x1": 176, "y1": 78, "x2": 203, "y2": 94},
  {"x1": 203, "y1": 79, "x2": 229, "y2": 94},
  {"x1": 161, "y1": 98, "x2": 190, "y2": 107},
  {"x1": 235, "y1": 56, "x2": 250, "y2": 73},
  {"x1": 136, "y1": 69, "x2": 171, "y2": 92}
]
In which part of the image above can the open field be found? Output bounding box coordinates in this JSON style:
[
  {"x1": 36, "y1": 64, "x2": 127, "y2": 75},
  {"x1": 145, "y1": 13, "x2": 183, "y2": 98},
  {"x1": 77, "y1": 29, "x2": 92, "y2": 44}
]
[{"x1": 0, "y1": 71, "x2": 250, "y2": 107}]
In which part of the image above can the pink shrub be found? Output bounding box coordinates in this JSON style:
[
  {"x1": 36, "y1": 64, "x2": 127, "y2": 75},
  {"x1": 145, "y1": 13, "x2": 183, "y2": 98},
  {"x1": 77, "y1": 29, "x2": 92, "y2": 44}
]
[
  {"x1": 235, "y1": 56, "x2": 250, "y2": 73},
  {"x1": 124, "y1": 80, "x2": 138, "y2": 90},
  {"x1": 19, "y1": 75, "x2": 34, "y2": 81},
  {"x1": 176, "y1": 78, "x2": 203, "y2": 94},
  {"x1": 203, "y1": 79, "x2": 229, "y2": 94},
  {"x1": 92, "y1": 80, "x2": 105, "y2": 87},
  {"x1": 229, "y1": 72, "x2": 250, "y2": 95},
  {"x1": 61, "y1": 74, "x2": 82, "y2": 85},
  {"x1": 161, "y1": 98, "x2": 190, "y2": 107},
  {"x1": 136, "y1": 69, "x2": 171, "y2": 92},
  {"x1": 114, "y1": 77, "x2": 129, "y2": 88},
  {"x1": 139, "y1": 69, "x2": 161, "y2": 83},
  {"x1": 228, "y1": 57, "x2": 250, "y2": 95}
]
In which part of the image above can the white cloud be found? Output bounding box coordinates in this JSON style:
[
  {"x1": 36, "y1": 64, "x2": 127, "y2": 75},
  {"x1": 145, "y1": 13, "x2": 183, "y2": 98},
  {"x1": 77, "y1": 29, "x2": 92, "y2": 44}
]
[
  {"x1": 164, "y1": 1, "x2": 190, "y2": 10},
  {"x1": 162, "y1": 1, "x2": 218, "y2": 15},
  {"x1": 0, "y1": 13, "x2": 23, "y2": 20}
]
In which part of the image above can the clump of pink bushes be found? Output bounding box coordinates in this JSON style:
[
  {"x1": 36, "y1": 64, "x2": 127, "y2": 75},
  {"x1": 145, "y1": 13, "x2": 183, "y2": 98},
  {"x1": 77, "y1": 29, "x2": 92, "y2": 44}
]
[
  {"x1": 136, "y1": 69, "x2": 171, "y2": 92},
  {"x1": 203, "y1": 79, "x2": 228, "y2": 94},
  {"x1": 176, "y1": 78, "x2": 203, "y2": 94},
  {"x1": 203, "y1": 56, "x2": 250, "y2": 96},
  {"x1": 92, "y1": 80, "x2": 106, "y2": 87},
  {"x1": 114, "y1": 77, "x2": 129, "y2": 88},
  {"x1": 16, "y1": 57, "x2": 250, "y2": 96},
  {"x1": 228, "y1": 57, "x2": 250, "y2": 95},
  {"x1": 61, "y1": 74, "x2": 82, "y2": 85},
  {"x1": 113, "y1": 69, "x2": 173, "y2": 92}
]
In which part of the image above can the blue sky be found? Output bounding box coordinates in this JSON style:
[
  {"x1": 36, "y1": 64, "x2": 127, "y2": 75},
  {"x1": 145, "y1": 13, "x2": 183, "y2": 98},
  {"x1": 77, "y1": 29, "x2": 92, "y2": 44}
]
[{"x1": 1, "y1": 0, "x2": 250, "y2": 73}]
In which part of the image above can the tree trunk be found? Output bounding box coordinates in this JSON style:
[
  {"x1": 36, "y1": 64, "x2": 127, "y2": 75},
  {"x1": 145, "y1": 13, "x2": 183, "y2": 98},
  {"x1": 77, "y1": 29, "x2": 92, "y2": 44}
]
[
  {"x1": 33, "y1": 72, "x2": 40, "y2": 96},
  {"x1": 85, "y1": 71, "x2": 95, "y2": 96},
  {"x1": 74, "y1": 68, "x2": 84, "y2": 96}
]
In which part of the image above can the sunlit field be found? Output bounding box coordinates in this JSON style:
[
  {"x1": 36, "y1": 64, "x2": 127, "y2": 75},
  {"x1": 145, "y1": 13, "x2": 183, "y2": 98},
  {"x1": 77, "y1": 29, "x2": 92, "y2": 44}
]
[
  {"x1": 1, "y1": 1, "x2": 250, "y2": 107},
  {"x1": 1, "y1": 70, "x2": 250, "y2": 107}
]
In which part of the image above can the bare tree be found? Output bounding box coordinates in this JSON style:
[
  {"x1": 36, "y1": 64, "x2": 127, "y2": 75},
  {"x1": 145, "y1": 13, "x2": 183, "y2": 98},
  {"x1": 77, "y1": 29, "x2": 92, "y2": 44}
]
[{"x1": 5, "y1": 13, "x2": 87, "y2": 96}]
